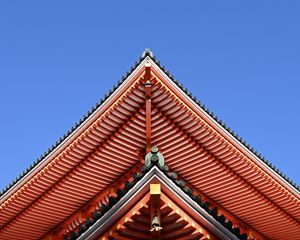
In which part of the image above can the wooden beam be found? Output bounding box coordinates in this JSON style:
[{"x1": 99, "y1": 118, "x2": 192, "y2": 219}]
[
  {"x1": 160, "y1": 193, "x2": 214, "y2": 240},
  {"x1": 145, "y1": 62, "x2": 152, "y2": 153},
  {"x1": 150, "y1": 184, "x2": 161, "y2": 240},
  {"x1": 101, "y1": 194, "x2": 150, "y2": 239}
]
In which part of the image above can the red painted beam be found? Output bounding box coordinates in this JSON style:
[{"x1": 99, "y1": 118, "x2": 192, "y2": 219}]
[{"x1": 145, "y1": 62, "x2": 152, "y2": 153}]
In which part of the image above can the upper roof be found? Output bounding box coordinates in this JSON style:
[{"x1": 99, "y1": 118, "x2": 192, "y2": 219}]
[
  {"x1": 0, "y1": 50, "x2": 299, "y2": 240},
  {"x1": 1, "y1": 49, "x2": 298, "y2": 197}
]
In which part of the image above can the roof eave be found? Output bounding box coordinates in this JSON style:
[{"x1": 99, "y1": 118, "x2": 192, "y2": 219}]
[
  {"x1": 148, "y1": 57, "x2": 300, "y2": 197},
  {"x1": 0, "y1": 54, "x2": 151, "y2": 202},
  {"x1": 78, "y1": 166, "x2": 240, "y2": 240}
]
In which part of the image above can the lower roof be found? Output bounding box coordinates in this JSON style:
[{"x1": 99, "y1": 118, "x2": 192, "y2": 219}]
[{"x1": 75, "y1": 162, "x2": 243, "y2": 240}]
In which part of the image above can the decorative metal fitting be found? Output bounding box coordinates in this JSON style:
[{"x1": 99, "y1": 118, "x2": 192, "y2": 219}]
[
  {"x1": 145, "y1": 146, "x2": 164, "y2": 167},
  {"x1": 150, "y1": 213, "x2": 162, "y2": 232},
  {"x1": 145, "y1": 80, "x2": 151, "y2": 86}
]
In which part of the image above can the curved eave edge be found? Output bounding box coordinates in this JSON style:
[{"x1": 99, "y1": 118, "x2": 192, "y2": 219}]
[{"x1": 1, "y1": 49, "x2": 299, "y2": 199}]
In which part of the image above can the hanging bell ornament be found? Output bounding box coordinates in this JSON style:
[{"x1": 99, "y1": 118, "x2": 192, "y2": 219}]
[{"x1": 150, "y1": 214, "x2": 162, "y2": 232}]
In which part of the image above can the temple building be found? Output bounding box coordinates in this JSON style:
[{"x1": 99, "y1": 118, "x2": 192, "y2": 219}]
[{"x1": 0, "y1": 50, "x2": 299, "y2": 240}]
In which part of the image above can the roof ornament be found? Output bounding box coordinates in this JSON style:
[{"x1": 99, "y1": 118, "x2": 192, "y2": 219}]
[
  {"x1": 142, "y1": 48, "x2": 154, "y2": 58},
  {"x1": 150, "y1": 211, "x2": 162, "y2": 232},
  {"x1": 145, "y1": 79, "x2": 151, "y2": 86},
  {"x1": 145, "y1": 146, "x2": 165, "y2": 168},
  {"x1": 145, "y1": 61, "x2": 151, "y2": 68}
]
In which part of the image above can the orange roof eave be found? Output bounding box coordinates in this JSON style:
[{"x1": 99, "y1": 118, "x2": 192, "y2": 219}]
[
  {"x1": 0, "y1": 50, "x2": 299, "y2": 240},
  {"x1": 150, "y1": 60, "x2": 300, "y2": 198}
]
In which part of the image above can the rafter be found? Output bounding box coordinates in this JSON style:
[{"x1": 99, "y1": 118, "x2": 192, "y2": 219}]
[
  {"x1": 39, "y1": 105, "x2": 148, "y2": 239},
  {"x1": 151, "y1": 100, "x2": 267, "y2": 239}
]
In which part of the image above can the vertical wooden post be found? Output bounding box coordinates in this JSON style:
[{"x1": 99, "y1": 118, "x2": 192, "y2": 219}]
[
  {"x1": 150, "y1": 184, "x2": 161, "y2": 240},
  {"x1": 145, "y1": 62, "x2": 152, "y2": 153}
]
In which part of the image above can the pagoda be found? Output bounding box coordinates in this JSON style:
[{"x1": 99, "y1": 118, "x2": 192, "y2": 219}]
[{"x1": 0, "y1": 50, "x2": 299, "y2": 240}]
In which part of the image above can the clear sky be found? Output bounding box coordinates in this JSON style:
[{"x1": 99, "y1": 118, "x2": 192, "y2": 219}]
[{"x1": 0, "y1": 1, "x2": 299, "y2": 191}]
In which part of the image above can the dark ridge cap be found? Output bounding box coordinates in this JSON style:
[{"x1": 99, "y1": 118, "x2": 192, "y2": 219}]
[
  {"x1": 66, "y1": 161, "x2": 248, "y2": 240},
  {"x1": 161, "y1": 163, "x2": 248, "y2": 240},
  {"x1": 1, "y1": 49, "x2": 299, "y2": 197},
  {"x1": 146, "y1": 52, "x2": 300, "y2": 192},
  {"x1": 0, "y1": 50, "x2": 149, "y2": 197}
]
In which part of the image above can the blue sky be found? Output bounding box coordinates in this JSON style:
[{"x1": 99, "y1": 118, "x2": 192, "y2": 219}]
[{"x1": 0, "y1": 1, "x2": 299, "y2": 191}]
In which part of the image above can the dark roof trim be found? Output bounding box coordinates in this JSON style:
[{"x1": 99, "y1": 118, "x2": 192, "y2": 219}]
[
  {"x1": 1, "y1": 49, "x2": 298, "y2": 198},
  {"x1": 73, "y1": 160, "x2": 245, "y2": 240}
]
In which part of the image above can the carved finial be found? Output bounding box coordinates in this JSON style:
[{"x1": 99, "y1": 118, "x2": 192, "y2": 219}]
[{"x1": 142, "y1": 48, "x2": 154, "y2": 58}]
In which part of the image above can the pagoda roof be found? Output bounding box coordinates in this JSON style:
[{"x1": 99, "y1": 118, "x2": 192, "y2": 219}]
[
  {"x1": 1, "y1": 49, "x2": 298, "y2": 197},
  {"x1": 0, "y1": 50, "x2": 300, "y2": 240}
]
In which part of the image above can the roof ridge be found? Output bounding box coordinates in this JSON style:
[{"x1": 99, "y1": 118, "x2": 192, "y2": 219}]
[{"x1": 141, "y1": 48, "x2": 154, "y2": 58}]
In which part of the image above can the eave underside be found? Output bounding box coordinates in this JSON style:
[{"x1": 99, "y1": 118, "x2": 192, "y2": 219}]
[
  {"x1": 76, "y1": 166, "x2": 240, "y2": 240},
  {"x1": 101, "y1": 194, "x2": 213, "y2": 240}
]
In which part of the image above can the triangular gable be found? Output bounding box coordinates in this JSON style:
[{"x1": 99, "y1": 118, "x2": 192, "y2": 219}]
[
  {"x1": 0, "y1": 50, "x2": 299, "y2": 240},
  {"x1": 71, "y1": 150, "x2": 244, "y2": 240},
  {"x1": 104, "y1": 194, "x2": 208, "y2": 240}
]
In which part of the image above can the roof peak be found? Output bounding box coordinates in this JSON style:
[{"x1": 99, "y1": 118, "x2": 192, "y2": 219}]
[{"x1": 141, "y1": 48, "x2": 154, "y2": 58}]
